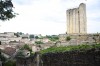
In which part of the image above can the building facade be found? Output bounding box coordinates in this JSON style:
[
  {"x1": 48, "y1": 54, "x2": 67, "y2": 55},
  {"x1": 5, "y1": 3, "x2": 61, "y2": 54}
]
[{"x1": 67, "y1": 3, "x2": 87, "y2": 34}]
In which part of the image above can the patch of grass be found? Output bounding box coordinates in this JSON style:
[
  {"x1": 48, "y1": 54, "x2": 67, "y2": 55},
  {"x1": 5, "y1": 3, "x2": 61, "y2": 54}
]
[{"x1": 40, "y1": 43, "x2": 100, "y2": 54}]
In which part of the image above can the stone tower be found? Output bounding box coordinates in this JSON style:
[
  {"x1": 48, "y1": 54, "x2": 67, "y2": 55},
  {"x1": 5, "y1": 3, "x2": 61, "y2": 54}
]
[{"x1": 67, "y1": 3, "x2": 87, "y2": 34}]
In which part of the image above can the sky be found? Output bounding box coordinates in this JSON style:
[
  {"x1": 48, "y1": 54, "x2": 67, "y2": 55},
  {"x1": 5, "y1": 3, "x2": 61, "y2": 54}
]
[{"x1": 0, "y1": 0, "x2": 100, "y2": 35}]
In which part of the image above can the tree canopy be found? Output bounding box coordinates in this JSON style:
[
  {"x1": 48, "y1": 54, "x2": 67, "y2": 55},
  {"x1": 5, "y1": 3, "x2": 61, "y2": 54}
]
[
  {"x1": 66, "y1": 36, "x2": 71, "y2": 41},
  {"x1": 0, "y1": 0, "x2": 17, "y2": 21},
  {"x1": 29, "y1": 35, "x2": 34, "y2": 38},
  {"x1": 46, "y1": 35, "x2": 59, "y2": 41},
  {"x1": 20, "y1": 44, "x2": 32, "y2": 52}
]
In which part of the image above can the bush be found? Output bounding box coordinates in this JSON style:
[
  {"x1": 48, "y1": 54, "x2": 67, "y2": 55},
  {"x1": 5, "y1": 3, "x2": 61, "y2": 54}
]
[
  {"x1": 20, "y1": 44, "x2": 32, "y2": 52},
  {"x1": 66, "y1": 36, "x2": 71, "y2": 41},
  {"x1": 35, "y1": 41, "x2": 44, "y2": 44},
  {"x1": 46, "y1": 35, "x2": 59, "y2": 41},
  {"x1": 4, "y1": 60, "x2": 16, "y2": 66}
]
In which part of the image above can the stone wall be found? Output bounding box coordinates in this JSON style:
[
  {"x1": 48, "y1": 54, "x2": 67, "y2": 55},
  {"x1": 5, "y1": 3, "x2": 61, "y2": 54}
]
[
  {"x1": 16, "y1": 52, "x2": 44, "y2": 66},
  {"x1": 16, "y1": 48, "x2": 100, "y2": 66},
  {"x1": 58, "y1": 34, "x2": 100, "y2": 46},
  {"x1": 0, "y1": 60, "x2": 2, "y2": 66},
  {"x1": 41, "y1": 48, "x2": 100, "y2": 66},
  {"x1": 16, "y1": 53, "x2": 38, "y2": 66}
]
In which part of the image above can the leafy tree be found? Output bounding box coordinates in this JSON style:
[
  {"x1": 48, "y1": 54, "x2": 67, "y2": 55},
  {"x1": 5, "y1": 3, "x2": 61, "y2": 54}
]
[
  {"x1": 21, "y1": 44, "x2": 32, "y2": 52},
  {"x1": 29, "y1": 35, "x2": 34, "y2": 38},
  {"x1": 15, "y1": 50, "x2": 25, "y2": 57},
  {"x1": 35, "y1": 36, "x2": 39, "y2": 39},
  {"x1": 0, "y1": 0, "x2": 17, "y2": 21},
  {"x1": 52, "y1": 36, "x2": 59, "y2": 40},
  {"x1": 66, "y1": 36, "x2": 71, "y2": 41},
  {"x1": 46, "y1": 35, "x2": 51, "y2": 38},
  {"x1": 4, "y1": 60, "x2": 16, "y2": 66},
  {"x1": 35, "y1": 41, "x2": 44, "y2": 44},
  {"x1": 0, "y1": 49, "x2": 7, "y2": 64},
  {"x1": 46, "y1": 35, "x2": 59, "y2": 41},
  {"x1": 17, "y1": 44, "x2": 34, "y2": 57},
  {"x1": 17, "y1": 32, "x2": 24, "y2": 35},
  {"x1": 14, "y1": 33, "x2": 20, "y2": 37}
]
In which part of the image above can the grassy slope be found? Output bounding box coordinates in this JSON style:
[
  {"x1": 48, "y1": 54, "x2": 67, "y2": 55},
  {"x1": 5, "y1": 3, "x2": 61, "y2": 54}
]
[{"x1": 40, "y1": 43, "x2": 100, "y2": 54}]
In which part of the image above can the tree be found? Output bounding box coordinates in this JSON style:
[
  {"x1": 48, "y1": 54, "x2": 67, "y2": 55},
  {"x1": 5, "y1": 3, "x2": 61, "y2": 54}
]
[
  {"x1": 4, "y1": 60, "x2": 16, "y2": 66},
  {"x1": 35, "y1": 41, "x2": 44, "y2": 44},
  {"x1": 17, "y1": 32, "x2": 24, "y2": 35},
  {"x1": 35, "y1": 36, "x2": 39, "y2": 39},
  {"x1": 46, "y1": 35, "x2": 59, "y2": 41},
  {"x1": 15, "y1": 50, "x2": 25, "y2": 57},
  {"x1": 0, "y1": 50, "x2": 7, "y2": 64},
  {"x1": 29, "y1": 35, "x2": 34, "y2": 38},
  {"x1": 14, "y1": 33, "x2": 20, "y2": 37},
  {"x1": 21, "y1": 44, "x2": 32, "y2": 52},
  {"x1": 0, "y1": 0, "x2": 17, "y2": 21},
  {"x1": 66, "y1": 36, "x2": 71, "y2": 41}
]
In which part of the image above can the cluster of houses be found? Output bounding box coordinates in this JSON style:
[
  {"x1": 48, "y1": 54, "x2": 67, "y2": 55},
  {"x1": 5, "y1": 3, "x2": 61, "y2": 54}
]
[
  {"x1": 0, "y1": 32, "x2": 100, "y2": 66},
  {"x1": 0, "y1": 32, "x2": 51, "y2": 45},
  {"x1": 0, "y1": 32, "x2": 100, "y2": 59},
  {"x1": 0, "y1": 32, "x2": 56, "y2": 60}
]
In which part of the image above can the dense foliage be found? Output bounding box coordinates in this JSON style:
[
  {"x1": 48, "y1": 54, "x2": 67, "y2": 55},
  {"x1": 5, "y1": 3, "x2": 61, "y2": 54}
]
[
  {"x1": 66, "y1": 36, "x2": 71, "y2": 41},
  {"x1": 46, "y1": 35, "x2": 59, "y2": 41},
  {"x1": 15, "y1": 50, "x2": 26, "y2": 57},
  {"x1": 35, "y1": 41, "x2": 44, "y2": 44},
  {"x1": 0, "y1": 53, "x2": 7, "y2": 62},
  {"x1": 4, "y1": 60, "x2": 16, "y2": 66},
  {"x1": 20, "y1": 44, "x2": 32, "y2": 52},
  {"x1": 0, "y1": 0, "x2": 17, "y2": 21},
  {"x1": 29, "y1": 35, "x2": 34, "y2": 38},
  {"x1": 35, "y1": 36, "x2": 39, "y2": 39},
  {"x1": 15, "y1": 44, "x2": 34, "y2": 57},
  {"x1": 40, "y1": 43, "x2": 100, "y2": 54}
]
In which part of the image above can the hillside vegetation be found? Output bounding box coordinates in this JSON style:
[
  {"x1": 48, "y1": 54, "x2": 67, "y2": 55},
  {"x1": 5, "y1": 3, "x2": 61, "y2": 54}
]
[{"x1": 40, "y1": 43, "x2": 100, "y2": 54}]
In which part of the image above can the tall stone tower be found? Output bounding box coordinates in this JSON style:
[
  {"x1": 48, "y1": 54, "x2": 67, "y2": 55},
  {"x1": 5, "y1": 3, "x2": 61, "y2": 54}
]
[{"x1": 67, "y1": 3, "x2": 87, "y2": 34}]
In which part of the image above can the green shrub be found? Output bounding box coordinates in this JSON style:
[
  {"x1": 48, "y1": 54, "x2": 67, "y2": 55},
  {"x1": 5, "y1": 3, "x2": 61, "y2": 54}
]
[
  {"x1": 46, "y1": 35, "x2": 59, "y2": 41},
  {"x1": 66, "y1": 36, "x2": 71, "y2": 41},
  {"x1": 4, "y1": 60, "x2": 16, "y2": 66},
  {"x1": 35, "y1": 41, "x2": 44, "y2": 44},
  {"x1": 20, "y1": 44, "x2": 32, "y2": 52}
]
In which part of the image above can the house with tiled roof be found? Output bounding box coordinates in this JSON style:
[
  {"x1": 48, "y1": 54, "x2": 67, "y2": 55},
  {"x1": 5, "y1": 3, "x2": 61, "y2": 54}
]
[{"x1": 1, "y1": 47, "x2": 16, "y2": 58}]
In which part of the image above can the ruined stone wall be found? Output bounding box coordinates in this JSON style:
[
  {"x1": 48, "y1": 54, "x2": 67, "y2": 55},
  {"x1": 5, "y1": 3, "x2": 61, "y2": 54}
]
[
  {"x1": 16, "y1": 57, "x2": 35, "y2": 66},
  {"x1": 16, "y1": 53, "x2": 38, "y2": 66},
  {"x1": 16, "y1": 47, "x2": 100, "y2": 66},
  {"x1": 16, "y1": 52, "x2": 43, "y2": 66},
  {"x1": 41, "y1": 48, "x2": 100, "y2": 66},
  {"x1": 58, "y1": 34, "x2": 100, "y2": 46}
]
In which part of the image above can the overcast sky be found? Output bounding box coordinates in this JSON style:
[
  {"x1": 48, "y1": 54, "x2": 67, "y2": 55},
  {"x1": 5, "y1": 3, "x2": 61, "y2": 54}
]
[{"x1": 0, "y1": 0, "x2": 100, "y2": 35}]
